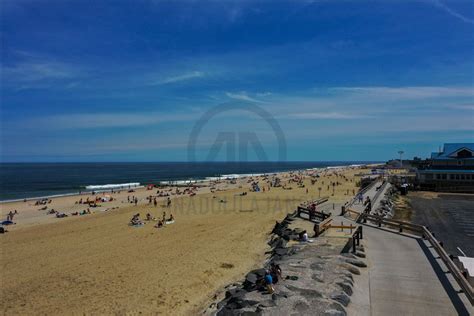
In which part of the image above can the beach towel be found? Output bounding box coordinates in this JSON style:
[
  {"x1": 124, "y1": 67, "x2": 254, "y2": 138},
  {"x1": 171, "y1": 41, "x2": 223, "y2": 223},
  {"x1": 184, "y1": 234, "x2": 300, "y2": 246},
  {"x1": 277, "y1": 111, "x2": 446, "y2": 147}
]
[
  {"x1": 1, "y1": 220, "x2": 14, "y2": 225},
  {"x1": 165, "y1": 220, "x2": 175, "y2": 225}
]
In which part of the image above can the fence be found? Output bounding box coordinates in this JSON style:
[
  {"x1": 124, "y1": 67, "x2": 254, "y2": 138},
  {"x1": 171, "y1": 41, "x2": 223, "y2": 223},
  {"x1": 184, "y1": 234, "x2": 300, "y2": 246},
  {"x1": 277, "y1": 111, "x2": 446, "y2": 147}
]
[
  {"x1": 314, "y1": 217, "x2": 333, "y2": 236},
  {"x1": 297, "y1": 206, "x2": 331, "y2": 222}
]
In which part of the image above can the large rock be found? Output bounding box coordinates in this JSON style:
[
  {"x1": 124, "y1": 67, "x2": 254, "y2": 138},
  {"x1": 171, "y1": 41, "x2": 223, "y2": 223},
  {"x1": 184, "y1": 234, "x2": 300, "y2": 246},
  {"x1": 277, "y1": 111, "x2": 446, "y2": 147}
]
[
  {"x1": 330, "y1": 291, "x2": 351, "y2": 307},
  {"x1": 336, "y1": 282, "x2": 353, "y2": 296},
  {"x1": 344, "y1": 258, "x2": 367, "y2": 268},
  {"x1": 225, "y1": 288, "x2": 247, "y2": 299},
  {"x1": 339, "y1": 263, "x2": 361, "y2": 275}
]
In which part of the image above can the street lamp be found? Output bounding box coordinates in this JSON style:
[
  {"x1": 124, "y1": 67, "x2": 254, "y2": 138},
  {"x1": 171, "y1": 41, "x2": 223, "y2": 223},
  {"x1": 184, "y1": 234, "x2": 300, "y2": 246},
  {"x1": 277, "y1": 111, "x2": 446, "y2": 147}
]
[{"x1": 398, "y1": 150, "x2": 404, "y2": 168}]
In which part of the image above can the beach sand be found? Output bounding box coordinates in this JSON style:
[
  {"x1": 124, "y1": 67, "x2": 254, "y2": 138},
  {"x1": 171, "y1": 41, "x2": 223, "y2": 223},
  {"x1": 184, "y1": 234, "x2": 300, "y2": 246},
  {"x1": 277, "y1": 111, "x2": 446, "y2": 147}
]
[{"x1": 0, "y1": 167, "x2": 366, "y2": 315}]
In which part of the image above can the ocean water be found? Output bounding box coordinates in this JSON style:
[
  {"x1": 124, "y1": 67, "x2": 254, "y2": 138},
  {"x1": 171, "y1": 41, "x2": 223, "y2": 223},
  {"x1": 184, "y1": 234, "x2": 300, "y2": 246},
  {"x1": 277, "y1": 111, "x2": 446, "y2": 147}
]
[{"x1": 0, "y1": 162, "x2": 377, "y2": 201}]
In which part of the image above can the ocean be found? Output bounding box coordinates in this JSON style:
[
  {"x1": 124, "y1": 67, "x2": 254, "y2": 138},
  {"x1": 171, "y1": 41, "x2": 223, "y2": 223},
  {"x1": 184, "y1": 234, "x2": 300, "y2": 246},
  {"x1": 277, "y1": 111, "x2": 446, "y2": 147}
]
[{"x1": 0, "y1": 162, "x2": 378, "y2": 201}]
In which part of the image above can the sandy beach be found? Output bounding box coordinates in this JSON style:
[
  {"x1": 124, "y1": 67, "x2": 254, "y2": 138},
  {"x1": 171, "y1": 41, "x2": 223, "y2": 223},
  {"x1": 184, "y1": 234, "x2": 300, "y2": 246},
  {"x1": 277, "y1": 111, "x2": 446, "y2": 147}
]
[{"x1": 1, "y1": 166, "x2": 367, "y2": 315}]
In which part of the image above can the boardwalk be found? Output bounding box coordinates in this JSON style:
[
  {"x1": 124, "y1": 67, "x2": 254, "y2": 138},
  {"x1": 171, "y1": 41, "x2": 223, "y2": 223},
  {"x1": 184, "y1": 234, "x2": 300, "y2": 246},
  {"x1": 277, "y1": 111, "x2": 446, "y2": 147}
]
[{"x1": 348, "y1": 181, "x2": 472, "y2": 315}]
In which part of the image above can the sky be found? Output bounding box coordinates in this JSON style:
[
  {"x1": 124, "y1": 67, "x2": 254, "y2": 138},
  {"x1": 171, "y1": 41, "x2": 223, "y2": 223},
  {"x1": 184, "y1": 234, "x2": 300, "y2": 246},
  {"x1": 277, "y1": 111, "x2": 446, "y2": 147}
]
[{"x1": 1, "y1": 0, "x2": 473, "y2": 162}]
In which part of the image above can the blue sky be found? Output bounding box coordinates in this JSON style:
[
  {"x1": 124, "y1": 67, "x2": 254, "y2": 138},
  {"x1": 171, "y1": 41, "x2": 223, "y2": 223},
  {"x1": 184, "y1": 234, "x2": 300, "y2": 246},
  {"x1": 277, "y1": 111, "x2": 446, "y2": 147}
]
[{"x1": 1, "y1": 0, "x2": 473, "y2": 162}]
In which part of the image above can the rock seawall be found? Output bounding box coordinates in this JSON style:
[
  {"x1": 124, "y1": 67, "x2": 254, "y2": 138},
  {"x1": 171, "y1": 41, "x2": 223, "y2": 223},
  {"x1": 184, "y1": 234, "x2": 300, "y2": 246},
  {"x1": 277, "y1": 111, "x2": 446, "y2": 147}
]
[{"x1": 206, "y1": 212, "x2": 367, "y2": 316}]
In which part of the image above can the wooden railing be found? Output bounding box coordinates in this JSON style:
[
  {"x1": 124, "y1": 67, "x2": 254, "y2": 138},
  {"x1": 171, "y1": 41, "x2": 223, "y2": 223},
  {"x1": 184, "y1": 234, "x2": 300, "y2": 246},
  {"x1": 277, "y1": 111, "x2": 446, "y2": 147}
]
[
  {"x1": 357, "y1": 213, "x2": 424, "y2": 234},
  {"x1": 358, "y1": 213, "x2": 474, "y2": 305},
  {"x1": 297, "y1": 206, "x2": 331, "y2": 222},
  {"x1": 350, "y1": 226, "x2": 363, "y2": 253},
  {"x1": 314, "y1": 217, "x2": 333, "y2": 237}
]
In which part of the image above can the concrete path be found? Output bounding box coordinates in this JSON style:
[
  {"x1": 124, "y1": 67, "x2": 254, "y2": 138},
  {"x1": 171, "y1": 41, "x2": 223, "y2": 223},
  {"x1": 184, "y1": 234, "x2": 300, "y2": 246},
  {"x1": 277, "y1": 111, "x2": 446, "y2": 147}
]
[{"x1": 344, "y1": 181, "x2": 472, "y2": 315}]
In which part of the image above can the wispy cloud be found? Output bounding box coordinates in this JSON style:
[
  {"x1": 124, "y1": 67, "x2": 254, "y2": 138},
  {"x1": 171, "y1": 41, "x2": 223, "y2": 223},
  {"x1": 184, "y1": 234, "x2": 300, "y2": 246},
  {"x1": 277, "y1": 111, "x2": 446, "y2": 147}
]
[
  {"x1": 16, "y1": 111, "x2": 198, "y2": 130},
  {"x1": 2, "y1": 61, "x2": 80, "y2": 83},
  {"x1": 430, "y1": 0, "x2": 474, "y2": 24},
  {"x1": 448, "y1": 104, "x2": 474, "y2": 111},
  {"x1": 151, "y1": 71, "x2": 205, "y2": 85},
  {"x1": 226, "y1": 91, "x2": 265, "y2": 103},
  {"x1": 286, "y1": 112, "x2": 372, "y2": 120},
  {"x1": 331, "y1": 86, "x2": 474, "y2": 99}
]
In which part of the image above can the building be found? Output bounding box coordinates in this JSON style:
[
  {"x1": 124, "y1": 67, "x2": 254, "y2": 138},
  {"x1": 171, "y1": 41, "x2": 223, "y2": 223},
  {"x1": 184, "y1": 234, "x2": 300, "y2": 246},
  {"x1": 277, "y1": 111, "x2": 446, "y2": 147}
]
[{"x1": 417, "y1": 143, "x2": 474, "y2": 192}]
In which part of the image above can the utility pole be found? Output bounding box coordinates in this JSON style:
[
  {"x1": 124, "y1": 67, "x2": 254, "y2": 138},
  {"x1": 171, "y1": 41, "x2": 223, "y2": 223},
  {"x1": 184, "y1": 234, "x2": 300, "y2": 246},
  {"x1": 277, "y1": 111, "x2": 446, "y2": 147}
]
[{"x1": 398, "y1": 150, "x2": 404, "y2": 168}]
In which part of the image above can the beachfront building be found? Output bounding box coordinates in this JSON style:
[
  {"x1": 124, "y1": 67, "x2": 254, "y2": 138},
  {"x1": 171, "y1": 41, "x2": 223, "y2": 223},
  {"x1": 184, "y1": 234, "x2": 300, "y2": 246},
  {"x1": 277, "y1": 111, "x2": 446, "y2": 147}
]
[{"x1": 417, "y1": 143, "x2": 474, "y2": 192}]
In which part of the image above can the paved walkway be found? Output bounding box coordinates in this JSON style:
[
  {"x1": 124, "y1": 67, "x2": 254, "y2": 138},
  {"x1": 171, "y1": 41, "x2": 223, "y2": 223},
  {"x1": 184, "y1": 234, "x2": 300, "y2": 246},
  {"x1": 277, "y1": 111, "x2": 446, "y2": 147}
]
[{"x1": 343, "y1": 181, "x2": 472, "y2": 315}]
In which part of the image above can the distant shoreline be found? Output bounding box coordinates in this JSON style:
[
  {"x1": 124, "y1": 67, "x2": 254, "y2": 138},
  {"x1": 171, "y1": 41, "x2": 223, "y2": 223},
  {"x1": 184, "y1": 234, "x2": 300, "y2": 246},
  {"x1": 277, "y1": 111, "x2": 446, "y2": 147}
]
[{"x1": 0, "y1": 161, "x2": 383, "y2": 202}]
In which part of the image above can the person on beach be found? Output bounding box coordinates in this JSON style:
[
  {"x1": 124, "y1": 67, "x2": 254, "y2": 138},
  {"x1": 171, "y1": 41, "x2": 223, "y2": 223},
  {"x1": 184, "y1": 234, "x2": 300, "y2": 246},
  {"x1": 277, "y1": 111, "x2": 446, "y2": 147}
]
[
  {"x1": 154, "y1": 220, "x2": 164, "y2": 228},
  {"x1": 130, "y1": 213, "x2": 143, "y2": 226},
  {"x1": 264, "y1": 270, "x2": 274, "y2": 294},
  {"x1": 309, "y1": 203, "x2": 316, "y2": 221},
  {"x1": 299, "y1": 230, "x2": 309, "y2": 242},
  {"x1": 167, "y1": 197, "x2": 171, "y2": 208},
  {"x1": 270, "y1": 263, "x2": 282, "y2": 284},
  {"x1": 7, "y1": 210, "x2": 18, "y2": 221},
  {"x1": 364, "y1": 197, "x2": 372, "y2": 213}
]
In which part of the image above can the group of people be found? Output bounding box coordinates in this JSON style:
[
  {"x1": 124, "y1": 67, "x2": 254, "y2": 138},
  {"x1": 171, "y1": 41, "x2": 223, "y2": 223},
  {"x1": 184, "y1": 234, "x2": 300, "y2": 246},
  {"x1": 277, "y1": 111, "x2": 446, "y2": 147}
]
[
  {"x1": 71, "y1": 209, "x2": 92, "y2": 216},
  {"x1": 129, "y1": 211, "x2": 175, "y2": 228},
  {"x1": 34, "y1": 199, "x2": 51, "y2": 205},
  {"x1": 127, "y1": 196, "x2": 139, "y2": 206}
]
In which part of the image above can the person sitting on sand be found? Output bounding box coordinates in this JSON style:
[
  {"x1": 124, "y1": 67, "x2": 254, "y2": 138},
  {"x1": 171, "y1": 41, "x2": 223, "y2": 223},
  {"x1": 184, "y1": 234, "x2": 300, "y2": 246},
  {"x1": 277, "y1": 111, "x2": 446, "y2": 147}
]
[
  {"x1": 154, "y1": 220, "x2": 164, "y2": 228},
  {"x1": 56, "y1": 212, "x2": 68, "y2": 218},
  {"x1": 168, "y1": 214, "x2": 174, "y2": 222},
  {"x1": 130, "y1": 213, "x2": 143, "y2": 226},
  {"x1": 146, "y1": 213, "x2": 155, "y2": 221},
  {"x1": 299, "y1": 230, "x2": 309, "y2": 242}
]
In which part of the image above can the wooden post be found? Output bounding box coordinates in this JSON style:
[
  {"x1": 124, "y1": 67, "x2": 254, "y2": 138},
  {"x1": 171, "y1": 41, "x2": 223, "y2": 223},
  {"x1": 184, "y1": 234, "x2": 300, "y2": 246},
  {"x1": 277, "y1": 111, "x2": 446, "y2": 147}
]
[
  {"x1": 314, "y1": 224, "x2": 320, "y2": 237},
  {"x1": 352, "y1": 237, "x2": 356, "y2": 253}
]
